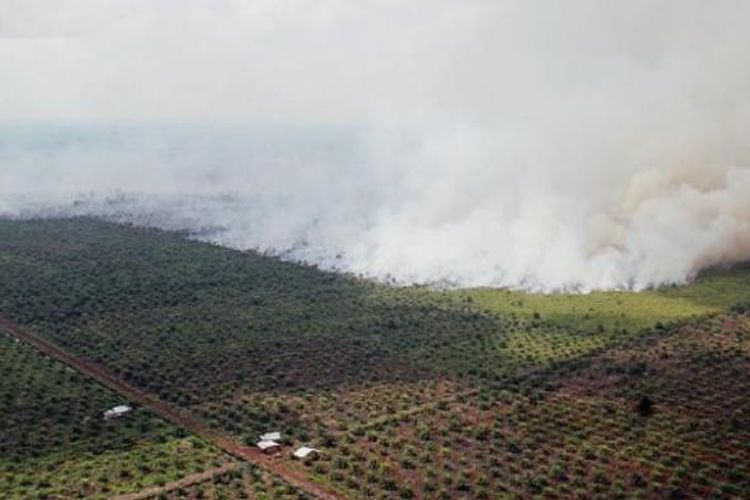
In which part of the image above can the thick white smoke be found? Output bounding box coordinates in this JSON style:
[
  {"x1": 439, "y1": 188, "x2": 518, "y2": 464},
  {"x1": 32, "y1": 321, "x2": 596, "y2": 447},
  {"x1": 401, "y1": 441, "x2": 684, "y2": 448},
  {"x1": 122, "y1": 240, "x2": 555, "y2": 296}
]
[{"x1": 2, "y1": 1, "x2": 750, "y2": 290}]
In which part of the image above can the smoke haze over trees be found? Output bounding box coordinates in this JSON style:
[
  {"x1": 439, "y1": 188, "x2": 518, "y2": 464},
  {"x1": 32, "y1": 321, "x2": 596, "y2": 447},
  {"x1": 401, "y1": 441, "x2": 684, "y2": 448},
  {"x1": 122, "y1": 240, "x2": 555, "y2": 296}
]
[{"x1": 2, "y1": 1, "x2": 750, "y2": 290}]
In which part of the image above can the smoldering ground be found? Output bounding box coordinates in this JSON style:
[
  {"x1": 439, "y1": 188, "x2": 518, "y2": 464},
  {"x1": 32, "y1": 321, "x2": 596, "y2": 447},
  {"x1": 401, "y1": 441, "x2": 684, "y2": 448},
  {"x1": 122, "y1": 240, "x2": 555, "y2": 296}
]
[{"x1": 2, "y1": 1, "x2": 750, "y2": 290}]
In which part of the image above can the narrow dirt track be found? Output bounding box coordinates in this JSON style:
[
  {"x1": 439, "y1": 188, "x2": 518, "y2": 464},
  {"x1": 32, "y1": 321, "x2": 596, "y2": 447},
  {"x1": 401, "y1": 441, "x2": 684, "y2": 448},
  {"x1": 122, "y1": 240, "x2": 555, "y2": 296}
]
[
  {"x1": 0, "y1": 314, "x2": 344, "y2": 500},
  {"x1": 112, "y1": 462, "x2": 239, "y2": 500}
]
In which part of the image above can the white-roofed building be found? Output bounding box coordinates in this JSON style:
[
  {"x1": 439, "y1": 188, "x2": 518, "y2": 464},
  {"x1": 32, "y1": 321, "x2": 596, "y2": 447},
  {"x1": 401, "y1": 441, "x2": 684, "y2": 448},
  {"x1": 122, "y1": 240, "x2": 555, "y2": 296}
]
[
  {"x1": 260, "y1": 431, "x2": 281, "y2": 441},
  {"x1": 257, "y1": 440, "x2": 282, "y2": 454},
  {"x1": 293, "y1": 446, "x2": 318, "y2": 459},
  {"x1": 103, "y1": 405, "x2": 132, "y2": 420}
]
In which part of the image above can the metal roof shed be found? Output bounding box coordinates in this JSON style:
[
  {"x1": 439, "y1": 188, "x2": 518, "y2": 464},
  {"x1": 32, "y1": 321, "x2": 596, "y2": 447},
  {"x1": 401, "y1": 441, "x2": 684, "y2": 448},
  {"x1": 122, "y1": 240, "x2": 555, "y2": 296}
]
[
  {"x1": 257, "y1": 440, "x2": 282, "y2": 454},
  {"x1": 293, "y1": 446, "x2": 319, "y2": 459}
]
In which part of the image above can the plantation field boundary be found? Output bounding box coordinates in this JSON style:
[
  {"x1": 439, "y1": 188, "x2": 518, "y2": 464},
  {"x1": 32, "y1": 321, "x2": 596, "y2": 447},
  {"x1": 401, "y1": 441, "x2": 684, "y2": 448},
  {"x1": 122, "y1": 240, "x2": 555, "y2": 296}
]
[
  {"x1": 0, "y1": 314, "x2": 343, "y2": 500},
  {"x1": 112, "y1": 462, "x2": 239, "y2": 500}
]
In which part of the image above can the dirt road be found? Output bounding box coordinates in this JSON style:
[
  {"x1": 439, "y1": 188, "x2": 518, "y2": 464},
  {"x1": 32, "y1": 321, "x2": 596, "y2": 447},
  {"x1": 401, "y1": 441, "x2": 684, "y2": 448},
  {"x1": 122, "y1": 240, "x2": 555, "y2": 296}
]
[{"x1": 0, "y1": 314, "x2": 343, "y2": 500}]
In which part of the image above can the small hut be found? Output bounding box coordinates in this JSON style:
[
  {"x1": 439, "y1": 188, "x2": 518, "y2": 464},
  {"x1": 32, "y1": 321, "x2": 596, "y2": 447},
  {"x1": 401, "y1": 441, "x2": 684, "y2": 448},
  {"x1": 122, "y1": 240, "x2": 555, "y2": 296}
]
[
  {"x1": 260, "y1": 431, "x2": 282, "y2": 441},
  {"x1": 293, "y1": 446, "x2": 319, "y2": 459},
  {"x1": 257, "y1": 440, "x2": 282, "y2": 454},
  {"x1": 103, "y1": 405, "x2": 132, "y2": 420}
]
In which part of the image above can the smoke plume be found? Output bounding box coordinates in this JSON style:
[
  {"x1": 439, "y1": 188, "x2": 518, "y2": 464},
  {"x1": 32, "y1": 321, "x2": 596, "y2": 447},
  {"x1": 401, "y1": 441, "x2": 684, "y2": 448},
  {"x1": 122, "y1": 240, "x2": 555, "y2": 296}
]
[{"x1": 2, "y1": 1, "x2": 750, "y2": 290}]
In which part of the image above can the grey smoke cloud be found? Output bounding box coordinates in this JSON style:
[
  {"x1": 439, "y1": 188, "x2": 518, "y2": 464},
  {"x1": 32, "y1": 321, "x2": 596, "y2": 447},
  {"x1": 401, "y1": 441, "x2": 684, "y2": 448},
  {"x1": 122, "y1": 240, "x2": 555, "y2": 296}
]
[{"x1": 1, "y1": 1, "x2": 750, "y2": 290}]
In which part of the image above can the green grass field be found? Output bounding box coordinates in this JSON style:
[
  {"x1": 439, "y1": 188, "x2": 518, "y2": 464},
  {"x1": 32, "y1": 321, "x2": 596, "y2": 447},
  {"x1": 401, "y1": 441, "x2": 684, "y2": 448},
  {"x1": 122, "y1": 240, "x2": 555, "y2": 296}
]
[
  {"x1": 0, "y1": 217, "x2": 748, "y2": 498},
  {"x1": 453, "y1": 265, "x2": 750, "y2": 333}
]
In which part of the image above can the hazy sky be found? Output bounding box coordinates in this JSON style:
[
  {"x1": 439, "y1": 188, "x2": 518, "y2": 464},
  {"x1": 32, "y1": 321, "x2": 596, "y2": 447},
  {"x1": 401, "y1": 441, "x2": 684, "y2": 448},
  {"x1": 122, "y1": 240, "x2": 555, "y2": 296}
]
[
  {"x1": 6, "y1": 1, "x2": 744, "y2": 126},
  {"x1": 1, "y1": 0, "x2": 496, "y2": 124},
  {"x1": 2, "y1": 1, "x2": 750, "y2": 290}
]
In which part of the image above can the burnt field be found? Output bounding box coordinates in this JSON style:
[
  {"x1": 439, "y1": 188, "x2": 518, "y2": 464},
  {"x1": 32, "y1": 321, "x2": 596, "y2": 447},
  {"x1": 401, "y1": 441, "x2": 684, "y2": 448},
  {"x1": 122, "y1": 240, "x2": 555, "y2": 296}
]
[{"x1": 0, "y1": 217, "x2": 749, "y2": 498}]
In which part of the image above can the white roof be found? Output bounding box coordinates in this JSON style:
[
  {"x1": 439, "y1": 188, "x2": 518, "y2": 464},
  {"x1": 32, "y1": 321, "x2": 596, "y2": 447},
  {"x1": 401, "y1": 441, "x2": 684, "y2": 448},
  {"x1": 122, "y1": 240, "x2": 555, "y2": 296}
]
[
  {"x1": 260, "y1": 432, "x2": 281, "y2": 441},
  {"x1": 104, "y1": 405, "x2": 132, "y2": 416},
  {"x1": 257, "y1": 440, "x2": 281, "y2": 450},
  {"x1": 293, "y1": 446, "x2": 318, "y2": 458}
]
